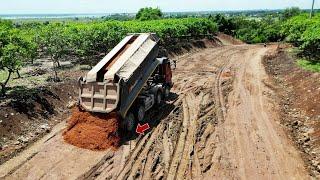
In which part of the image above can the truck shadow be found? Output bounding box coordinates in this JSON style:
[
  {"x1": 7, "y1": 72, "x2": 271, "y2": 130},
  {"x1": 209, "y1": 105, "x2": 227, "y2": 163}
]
[{"x1": 120, "y1": 92, "x2": 179, "y2": 144}]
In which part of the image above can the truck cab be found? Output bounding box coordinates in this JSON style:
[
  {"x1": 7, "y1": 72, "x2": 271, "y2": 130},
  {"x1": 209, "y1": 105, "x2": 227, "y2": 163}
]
[{"x1": 123, "y1": 57, "x2": 174, "y2": 131}]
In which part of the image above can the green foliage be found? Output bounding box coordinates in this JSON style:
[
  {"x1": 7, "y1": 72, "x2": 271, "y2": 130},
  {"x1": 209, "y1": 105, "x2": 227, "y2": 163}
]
[
  {"x1": 300, "y1": 25, "x2": 320, "y2": 61},
  {"x1": 281, "y1": 14, "x2": 320, "y2": 62},
  {"x1": 1, "y1": 43, "x2": 24, "y2": 71},
  {"x1": 0, "y1": 21, "x2": 39, "y2": 94},
  {"x1": 0, "y1": 70, "x2": 8, "y2": 82},
  {"x1": 0, "y1": 42, "x2": 25, "y2": 94},
  {"x1": 282, "y1": 7, "x2": 301, "y2": 20},
  {"x1": 0, "y1": 17, "x2": 217, "y2": 89},
  {"x1": 228, "y1": 16, "x2": 283, "y2": 44},
  {"x1": 280, "y1": 14, "x2": 318, "y2": 45},
  {"x1": 41, "y1": 24, "x2": 70, "y2": 61},
  {"x1": 0, "y1": 19, "x2": 13, "y2": 29},
  {"x1": 211, "y1": 14, "x2": 236, "y2": 35},
  {"x1": 297, "y1": 59, "x2": 320, "y2": 72},
  {"x1": 136, "y1": 7, "x2": 163, "y2": 21},
  {"x1": 38, "y1": 23, "x2": 71, "y2": 80}
]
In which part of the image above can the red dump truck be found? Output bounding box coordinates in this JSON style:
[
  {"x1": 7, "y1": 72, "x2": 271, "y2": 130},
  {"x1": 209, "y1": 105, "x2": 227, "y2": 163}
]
[{"x1": 78, "y1": 33, "x2": 174, "y2": 131}]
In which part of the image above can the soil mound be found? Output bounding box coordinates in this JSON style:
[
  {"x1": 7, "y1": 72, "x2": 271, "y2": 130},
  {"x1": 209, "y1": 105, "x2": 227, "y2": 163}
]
[
  {"x1": 217, "y1": 33, "x2": 244, "y2": 45},
  {"x1": 63, "y1": 108, "x2": 120, "y2": 151}
]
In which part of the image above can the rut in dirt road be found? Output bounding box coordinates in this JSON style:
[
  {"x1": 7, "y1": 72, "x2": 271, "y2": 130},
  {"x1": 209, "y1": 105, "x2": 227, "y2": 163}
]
[
  {"x1": 0, "y1": 45, "x2": 310, "y2": 180},
  {"x1": 203, "y1": 46, "x2": 309, "y2": 179}
]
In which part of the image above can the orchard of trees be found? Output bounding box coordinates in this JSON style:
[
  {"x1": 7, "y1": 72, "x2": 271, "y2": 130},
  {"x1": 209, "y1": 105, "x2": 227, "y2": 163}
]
[
  {"x1": 0, "y1": 7, "x2": 319, "y2": 95},
  {"x1": 0, "y1": 20, "x2": 38, "y2": 94},
  {"x1": 0, "y1": 17, "x2": 217, "y2": 95}
]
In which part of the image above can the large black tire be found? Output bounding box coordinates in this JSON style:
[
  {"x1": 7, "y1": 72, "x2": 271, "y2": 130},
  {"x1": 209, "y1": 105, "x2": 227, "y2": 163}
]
[
  {"x1": 163, "y1": 85, "x2": 170, "y2": 99},
  {"x1": 124, "y1": 112, "x2": 136, "y2": 132},
  {"x1": 135, "y1": 105, "x2": 145, "y2": 122},
  {"x1": 155, "y1": 91, "x2": 162, "y2": 105}
]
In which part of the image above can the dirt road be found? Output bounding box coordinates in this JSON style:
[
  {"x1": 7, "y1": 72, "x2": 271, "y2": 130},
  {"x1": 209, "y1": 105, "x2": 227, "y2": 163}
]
[{"x1": 0, "y1": 44, "x2": 309, "y2": 179}]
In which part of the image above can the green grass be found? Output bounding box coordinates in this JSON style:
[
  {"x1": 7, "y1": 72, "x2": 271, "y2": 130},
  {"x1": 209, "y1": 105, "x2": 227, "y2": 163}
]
[
  {"x1": 0, "y1": 71, "x2": 9, "y2": 83},
  {"x1": 0, "y1": 70, "x2": 20, "y2": 83},
  {"x1": 0, "y1": 70, "x2": 47, "y2": 89},
  {"x1": 297, "y1": 59, "x2": 320, "y2": 72}
]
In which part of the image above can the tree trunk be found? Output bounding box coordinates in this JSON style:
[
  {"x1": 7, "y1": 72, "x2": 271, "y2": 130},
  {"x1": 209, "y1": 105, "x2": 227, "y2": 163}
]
[
  {"x1": 53, "y1": 61, "x2": 58, "y2": 81},
  {"x1": 1, "y1": 71, "x2": 12, "y2": 96},
  {"x1": 57, "y1": 60, "x2": 61, "y2": 68},
  {"x1": 54, "y1": 70, "x2": 58, "y2": 81},
  {"x1": 50, "y1": 57, "x2": 59, "y2": 82},
  {"x1": 16, "y1": 70, "x2": 21, "y2": 78}
]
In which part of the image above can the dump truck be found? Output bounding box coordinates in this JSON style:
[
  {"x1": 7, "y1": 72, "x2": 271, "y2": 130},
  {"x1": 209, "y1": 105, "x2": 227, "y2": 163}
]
[{"x1": 78, "y1": 33, "x2": 174, "y2": 131}]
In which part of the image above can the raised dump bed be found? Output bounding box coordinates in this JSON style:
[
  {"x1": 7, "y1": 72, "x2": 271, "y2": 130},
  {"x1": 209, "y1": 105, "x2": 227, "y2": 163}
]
[{"x1": 78, "y1": 33, "x2": 160, "y2": 118}]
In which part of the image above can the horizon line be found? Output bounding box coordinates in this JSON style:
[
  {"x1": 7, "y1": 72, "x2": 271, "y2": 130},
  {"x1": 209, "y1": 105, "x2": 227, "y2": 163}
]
[{"x1": 0, "y1": 8, "x2": 317, "y2": 16}]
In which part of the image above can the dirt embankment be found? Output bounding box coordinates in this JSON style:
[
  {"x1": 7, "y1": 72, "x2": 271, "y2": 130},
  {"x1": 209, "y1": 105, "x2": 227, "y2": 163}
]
[
  {"x1": 216, "y1": 33, "x2": 244, "y2": 45},
  {"x1": 263, "y1": 48, "x2": 320, "y2": 177},
  {"x1": 165, "y1": 37, "x2": 223, "y2": 58},
  {"x1": 0, "y1": 80, "x2": 79, "y2": 165}
]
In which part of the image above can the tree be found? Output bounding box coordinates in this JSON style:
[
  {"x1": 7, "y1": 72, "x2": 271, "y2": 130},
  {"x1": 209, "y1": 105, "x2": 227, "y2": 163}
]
[
  {"x1": 283, "y1": 7, "x2": 301, "y2": 20},
  {"x1": 27, "y1": 40, "x2": 38, "y2": 65},
  {"x1": 136, "y1": 7, "x2": 163, "y2": 21},
  {"x1": 212, "y1": 14, "x2": 236, "y2": 35},
  {"x1": 0, "y1": 19, "x2": 13, "y2": 29},
  {"x1": 300, "y1": 25, "x2": 320, "y2": 62},
  {"x1": 41, "y1": 25, "x2": 70, "y2": 81},
  {"x1": 9, "y1": 29, "x2": 37, "y2": 77},
  {"x1": 0, "y1": 43, "x2": 24, "y2": 95},
  {"x1": 0, "y1": 27, "x2": 33, "y2": 95}
]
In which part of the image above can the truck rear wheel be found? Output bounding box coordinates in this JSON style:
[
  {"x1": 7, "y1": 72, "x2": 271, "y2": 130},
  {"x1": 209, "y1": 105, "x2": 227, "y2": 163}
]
[
  {"x1": 136, "y1": 105, "x2": 145, "y2": 122},
  {"x1": 156, "y1": 91, "x2": 162, "y2": 105},
  {"x1": 164, "y1": 86, "x2": 170, "y2": 98},
  {"x1": 124, "y1": 113, "x2": 136, "y2": 132}
]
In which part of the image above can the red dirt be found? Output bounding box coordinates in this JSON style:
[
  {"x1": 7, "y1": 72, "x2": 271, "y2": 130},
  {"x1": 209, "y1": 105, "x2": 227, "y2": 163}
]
[
  {"x1": 216, "y1": 32, "x2": 244, "y2": 45},
  {"x1": 63, "y1": 108, "x2": 120, "y2": 151},
  {"x1": 263, "y1": 49, "x2": 320, "y2": 176}
]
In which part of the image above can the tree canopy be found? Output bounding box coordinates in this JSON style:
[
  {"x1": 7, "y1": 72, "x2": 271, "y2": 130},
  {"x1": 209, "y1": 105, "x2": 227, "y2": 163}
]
[
  {"x1": 136, "y1": 7, "x2": 163, "y2": 21},
  {"x1": 283, "y1": 7, "x2": 301, "y2": 20}
]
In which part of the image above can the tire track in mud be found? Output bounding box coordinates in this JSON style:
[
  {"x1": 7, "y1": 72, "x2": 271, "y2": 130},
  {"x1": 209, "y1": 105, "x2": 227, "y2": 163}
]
[
  {"x1": 181, "y1": 93, "x2": 204, "y2": 180},
  {"x1": 96, "y1": 47, "x2": 237, "y2": 180},
  {"x1": 112, "y1": 45, "x2": 245, "y2": 179},
  {"x1": 167, "y1": 94, "x2": 197, "y2": 180},
  {"x1": 164, "y1": 46, "x2": 243, "y2": 179},
  {"x1": 117, "y1": 126, "x2": 164, "y2": 179},
  {"x1": 203, "y1": 46, "x2": 309, "y2": 179},
  {"x1": 214, "y1": 58, "x2": 228, "y2": 121},
  {"x1": 199, "y1": 46, "x2": 250, "y2": 179}
]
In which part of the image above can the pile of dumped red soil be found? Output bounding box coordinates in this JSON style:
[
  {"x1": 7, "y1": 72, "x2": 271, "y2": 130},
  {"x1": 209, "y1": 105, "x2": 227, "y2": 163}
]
[{"x1": 63, "y1": 108, "x2": 120, "y2": 151}]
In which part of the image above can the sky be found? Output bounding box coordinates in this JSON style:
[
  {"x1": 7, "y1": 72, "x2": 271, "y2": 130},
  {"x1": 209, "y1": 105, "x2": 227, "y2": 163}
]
[{"x1": 0, "y1": 0, "x2": 318, "y2": 14}]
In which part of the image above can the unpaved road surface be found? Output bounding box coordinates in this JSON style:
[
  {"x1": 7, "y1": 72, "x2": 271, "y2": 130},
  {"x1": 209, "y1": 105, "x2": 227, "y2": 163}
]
[{"x1": 0, "y1": 44, "x2": 309, "y2": 179}]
